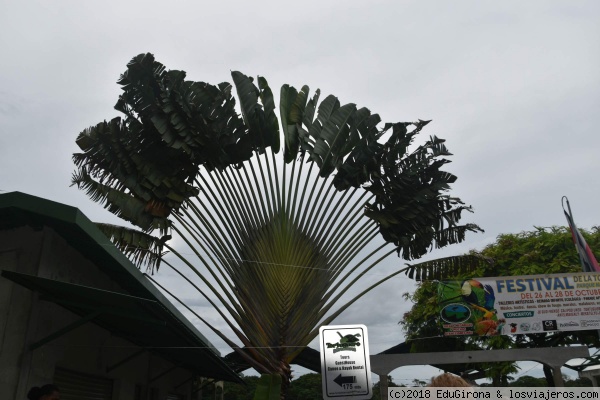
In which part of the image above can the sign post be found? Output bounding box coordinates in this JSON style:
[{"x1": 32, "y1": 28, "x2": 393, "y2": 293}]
[{"x1": 319, "y1": 324, "x2": 372, "y2": 399}]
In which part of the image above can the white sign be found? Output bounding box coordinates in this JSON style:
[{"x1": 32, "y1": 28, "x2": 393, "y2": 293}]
[{"x1": 319, "y1": 324, "x2": 372, "y2": 399}]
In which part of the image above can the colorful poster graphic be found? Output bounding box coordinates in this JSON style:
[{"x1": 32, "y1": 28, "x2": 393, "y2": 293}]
[{"x1": 437, "y1": 272, "x2": 600, "y2": 336}]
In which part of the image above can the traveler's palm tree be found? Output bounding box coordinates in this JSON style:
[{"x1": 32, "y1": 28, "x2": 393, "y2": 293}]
[{"x1": 72, "y1": 53, "x2": 481, "y2": 396}]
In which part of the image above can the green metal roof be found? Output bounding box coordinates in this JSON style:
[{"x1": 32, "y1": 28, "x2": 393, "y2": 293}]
[{"x1": 0, "y1": 192, "x2": 242, "y2": 383}]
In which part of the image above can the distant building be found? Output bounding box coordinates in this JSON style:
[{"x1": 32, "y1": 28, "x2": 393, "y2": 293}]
[{"x1": 0, "y1": 192, "x2": 241, "y2": 400}]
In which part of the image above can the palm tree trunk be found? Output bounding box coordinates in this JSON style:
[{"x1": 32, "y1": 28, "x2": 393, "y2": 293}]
[{"x1": 279, "y1": 365, "x2": 292, "y2": 400}]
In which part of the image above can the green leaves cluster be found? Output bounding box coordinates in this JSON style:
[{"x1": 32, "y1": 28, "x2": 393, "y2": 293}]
[
  {"x1": 73, "y1": 54, "x2": 277, "y2": 234},
  {"x1": 479, "y1": 226, "x2": 599, "y2": 276},
  {"x1": 73, "y1": 53, "x2": 480, "y2": 261}
]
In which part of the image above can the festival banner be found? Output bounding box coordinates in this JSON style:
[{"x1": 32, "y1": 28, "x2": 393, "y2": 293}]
[{"x1": 437, "y1": 272, "x2": 600, "y2": 336}]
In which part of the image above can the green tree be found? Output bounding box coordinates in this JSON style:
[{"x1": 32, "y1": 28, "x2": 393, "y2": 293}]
[
  {"x1": 509, "y1": 375, "x2": 547, "y2": 387},
  {"x1": 478, "y1": 226, "x2": 600, "y2": 276},
  {"x1": 223, "y1": 375, "x2": 260, "y2": 400},
  {"x1": 287, "y1": 373, "x2": 322, "y2": 400},
  {"x1": 400, "y1": 226, "x2": 600, "y2": 386},
  {"x1": 509, "y1": 375, "x2": 592, "y2": 387},
  {"x1": 72, "y1": 53, "x2": 480, "y2": 398}
]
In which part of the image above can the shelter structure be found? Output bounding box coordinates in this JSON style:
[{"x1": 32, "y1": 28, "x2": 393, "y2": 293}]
[
  {"x1": 260, "y1": 343, "x2": 589, "y2": 397},
  {"x1": 569, "y1": 348, "x2": 600, "y2": 387},
  {"x1": 0, "y1": 192, "x2": 241, "y2": 400},
  {"x1": 578, "y1": 368, "x2": 600, "y2": 387},
  {"x1": 371, "y1": 346, "x2": 589, "y2": 399}
]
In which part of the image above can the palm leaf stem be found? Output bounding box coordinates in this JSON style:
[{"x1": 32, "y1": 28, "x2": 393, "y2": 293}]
[
  {"x1": 237, "y1": 292, "x2": 280, "y2": 353},
  {"x1": 279, "y1": 170, "x2": 310, "y2": 265},
  {"x1": 229, "y1": 270, "x2": 275, "y2": 333},
  {"x1": 163, "y1": 233, "x2": 241, "y2": 320},
  {"x1": 288, "y1": 157, "x2": 304, "y2": 223},
  {"x1": 198, "y1": 172, "x2": 258, "y2": 256},
  {"x1": 258, "y1": 149, "x2": 277, "y2": 216},
  {"x1": 282, "y1": 158, "x2": 296, "y2": 216},
  {"x1": 253, "y1": 151, "x2": 275, "y2": 220},
  {"x1": 243, "y1": 161, "x2": 270, "y2": 225},
  {"x1": 144, "y1": 273, "x2": 274, "y2": 374},
  {"x1": 198, "y1": 172, "x2": 247, "y2": 251},
  {"x1": 270, "y1": 149, "x2": 282, "y2": 214},
  {"x1": 178, "y1": 199, "x2": 239, "y2": 279},
  {"x1": 297, "y1": 164, "x2": 329, "y2": 232},
  {"x1": 321, "y1": 243, "x2": 393, "y2": 311},
  {"x1": 319, "y1": 194, "x2": 374, "y2": 259},
  {"x1": 281, "y1": 156, "x2": 288, "y2": 215},
  {"x1": 324, "y1": 228, "x2": 381, "y2": 309},
  {"x1": 292, "y1": 161, "x2": 315, "y2": 227},
  {"x1": 283, "y1": 224, "x2": 309, "y2": 277},
  {"x1": 310, "y1": 186, "x2": 357, "y2": 244},
  {"x1": 328, "y1": 226, "x2": 380, "y2": 280},
  {"x1": 207, "y1": 170, "x2": 253, "y2": 248},
  {"x1": 174, "y1": 209, "x2": 237, "y2": 289},
  {"x1": 159, "y1": 259, "x2": 245, "y2": 339},
  {"x1": 308, "y1": 251, "x2": 407, "y2": 339},
  {"x1": 318, "y1": 190, "x2": 371, "y2": 255},
  {"x1": 282, "y1": 163, "x2": 314, "y2": 266},
  {"x1": 235, "y1": 299, "x2": 281, "y2": 362},
  {"x1": 187, "y1": 193, "x2": 238, "y2": 264},
  {"x1": 169, "y1": 219, "x2": 236, "y2": 298},
  {"x1": 213, "y1": 168, "x2": 256, "y2": 237},
  {"x1": 328, "y1": 231, "x2": 383, "y2": 302},
  {"x1": 304, "y1": 176, "x2": 337, "y2": 239},
  {"x1": 231, "y1": 166, "x2": 264, "y2": 231}
]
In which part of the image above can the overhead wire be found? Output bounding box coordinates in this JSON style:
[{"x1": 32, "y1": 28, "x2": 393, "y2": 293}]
[{"x1": 95, "y1": 241, "x2": 431, "y2": 279}]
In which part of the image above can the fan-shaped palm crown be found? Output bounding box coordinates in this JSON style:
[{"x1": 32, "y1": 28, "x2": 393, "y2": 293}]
[{"x1": 72, "y1": 53, "x2": 481, "y2": 391}]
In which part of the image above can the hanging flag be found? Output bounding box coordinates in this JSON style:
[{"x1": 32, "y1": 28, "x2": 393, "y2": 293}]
[{"x1": 562, "y1": 196, "x2": 600, "y2": 273}]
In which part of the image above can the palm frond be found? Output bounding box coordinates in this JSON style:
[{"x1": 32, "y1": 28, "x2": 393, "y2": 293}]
[
  {"x1": 404, "y1": 253, "x2": 494, "y2": 281},
  {"x1": 95, "y1": 223, "x2": 170, "y2": 272},
  {"x1": 231, "y1": 71, "x2": 279, "y2": 153},
  {"x1": 364, "y1": 123, "x2": 483, "y2": 260},
  {"x1": 71, "y1": 169, "x2": 166, "y2": 232},
  {"x1": 280, "y1": 84, "x2": 310, "y2": 163}
]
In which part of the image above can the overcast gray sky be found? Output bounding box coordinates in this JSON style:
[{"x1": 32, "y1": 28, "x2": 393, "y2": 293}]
[{"x1": 1, "y1": 0, "x2": 599, "y2": 384}]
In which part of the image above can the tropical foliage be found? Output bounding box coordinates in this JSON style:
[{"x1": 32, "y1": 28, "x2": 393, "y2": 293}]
[
  {"x1": 72, "y1": 53, "x2": 480, "y2": 396},
  {"x1": 481, "y1": 375, "x2": 592, "y2": 387},
  {"x1": 285, "y1": 373, "x2": 322, "y2": 400},
  {"x1": 400, "y1": 226, "x2": 600, "y2": 386},
  {"x1": 221, "y1": 373, "x2": 412, "y2": 400},
  {"x1": 221, "y1": 375, "x2": 260, "y2": 400}
]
